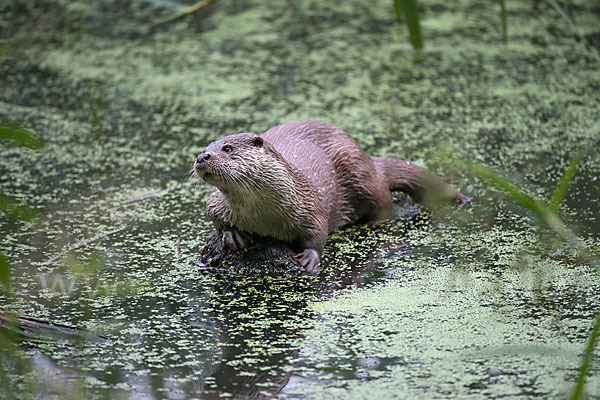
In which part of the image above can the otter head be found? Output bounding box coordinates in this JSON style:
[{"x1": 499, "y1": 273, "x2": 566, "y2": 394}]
[{"x1": 194, "y1": 132, "x2": 274, "y2": 194}]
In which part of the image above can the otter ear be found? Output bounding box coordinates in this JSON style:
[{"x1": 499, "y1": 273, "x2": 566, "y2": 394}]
[{"x1": 252, "y1": 136, "x2": 264, "y2": 147}]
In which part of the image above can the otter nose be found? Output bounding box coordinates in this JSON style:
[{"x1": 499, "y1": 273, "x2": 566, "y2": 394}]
[{"x1": 196, "y1": 153, "x2": 211, "y2": 163}]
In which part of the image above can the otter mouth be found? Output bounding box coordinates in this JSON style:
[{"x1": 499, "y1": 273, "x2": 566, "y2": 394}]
[
  {"x1": 195, "y1": 167, "x2": 218, "y2": 183},
  {"x1": 193, "y1": 160, "x2": 224, "y2": 185},
  {"x1": 194, "y1": 162, "x2": 210, "y2": 177}
]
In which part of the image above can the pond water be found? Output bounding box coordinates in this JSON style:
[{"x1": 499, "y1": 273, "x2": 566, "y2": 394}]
[{"x1": 1, "y1": 0, "x2": 599, "y2": 399}]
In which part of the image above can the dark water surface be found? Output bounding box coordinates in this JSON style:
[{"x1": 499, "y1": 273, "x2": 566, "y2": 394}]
[{"x1": 1, "y1": 0, "x2": 599, "y2": 398}]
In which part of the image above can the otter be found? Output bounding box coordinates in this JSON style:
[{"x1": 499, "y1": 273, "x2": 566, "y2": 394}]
[{"x1": 194, "y1": 120, "x2": 468, "y2": 274}]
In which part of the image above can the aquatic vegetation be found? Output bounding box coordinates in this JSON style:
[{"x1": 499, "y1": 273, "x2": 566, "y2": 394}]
[
  {"x1": 449, "y1": 151, "x2": 583, "y2": 244},
  {"x1": 393, "y1": 0, "x2": 423, "y2": 50},
  {"x1": 1, "y1": 0, "x2": 598, "y2": 398},
  {"x1": 394, "y1": 0, "x2": 577, "y2": 49},
  {"x1": 575, "y1": 316, "x2": 600, "y2": 399},
  {"x1": 498, "y1": 0, "x2": 507, "y2": 44},
  {"x1": 445, "y1": 151, "x2": 599, "y2": 400},
  {"x1": 0, "y1": 121, "x2": 42, "y2": 398}
]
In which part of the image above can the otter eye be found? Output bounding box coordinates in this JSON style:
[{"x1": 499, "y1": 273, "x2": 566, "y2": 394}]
[{"x1": 222, "y1": 145, "x2": 233, "y2": 153}]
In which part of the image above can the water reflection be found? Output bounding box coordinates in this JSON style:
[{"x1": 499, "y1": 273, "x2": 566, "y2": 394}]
[
  {"x1": 199, "y1": 273, "x2": 313, "y2": 399},
  {"x1": 1, "y1": 196, "x2": 426, "y2": 399}
]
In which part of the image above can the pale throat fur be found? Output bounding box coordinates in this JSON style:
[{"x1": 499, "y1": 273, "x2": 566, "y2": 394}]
[{"x1": 203, "y1": 139, "x2": 327, "y2": 246}]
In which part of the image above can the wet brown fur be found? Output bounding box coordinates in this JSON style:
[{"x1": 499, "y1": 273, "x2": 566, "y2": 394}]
[{"x1": 195, "y1": 120, "x2": 467, "y2": 272}]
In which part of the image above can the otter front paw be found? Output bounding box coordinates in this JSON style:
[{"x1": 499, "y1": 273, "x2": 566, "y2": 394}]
[
  {"x1": 221, "y1": 226, "x2": 249, "y2": 252},
  {"x1": 295, "y1": 249, "x2": 320, "y2": 275}
]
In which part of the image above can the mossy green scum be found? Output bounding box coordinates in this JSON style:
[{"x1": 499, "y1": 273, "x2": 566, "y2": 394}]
[
  {"x1": 443, "y1": 148, "x2": 598, "y2": 400},
  {"x1": 0, "y1": 0, "x2": 599, "y2": 398}
]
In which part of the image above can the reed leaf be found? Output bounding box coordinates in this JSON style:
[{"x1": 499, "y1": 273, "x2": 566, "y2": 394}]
[
  {"x1": 572, "y1": 312, "x2": 600, "y2": 400},
  {"x1": 498, "y1": 0, "x2": 507, "y2": 44},
  {"x1": 393, "y1": 0, "x2": 403, "y2": 23},
  {"x1": 0, "y1": 195, "x2": 37, "y2": 221},
  {"x1": 549, "y1": 150, "x2": 583, "y2": 213},
  {"x1": 546, "y1": 0, "x2": 576, "y2": 29},
  {"x1": 456, "y1": 159, "x2": 547, "y2": 217},
  {"x1": 446, "y1": 156, "x2": 579, "y2": 243},
  {"x1": 0, "y1": 253, "x2": 9, "y2": 290},
  {"x1": 0, "y1": 121, "x2": 43, "y2": 149},
  {"x1": 396, "y1": 0, "x2": 423, "y2": 50}
]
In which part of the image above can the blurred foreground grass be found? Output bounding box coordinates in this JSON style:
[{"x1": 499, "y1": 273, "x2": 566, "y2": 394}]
[
  {"x1": 445, "y1": 150, "x2": 599, "y2": 400},
  {"x1": 393, "y1": 0, "x2": 577, "y2": 49}
]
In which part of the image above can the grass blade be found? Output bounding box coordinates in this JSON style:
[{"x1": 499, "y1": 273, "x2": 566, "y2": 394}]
[
  {"x1": 572, "y1": 311, "x2": 600, "y2": 400},
  {"x1": 446, "y1": 156, "x2": 579, "y2": 247},
  {"x1": 498, "y1": 0, "x2": 507, "y2": 44},
  {"x1": 456, "y1": 159, "x2": 547, "y2": 217},
  {"x1": 393, "y1": 0, "x2": 403, "y2": 23},
  {"x1": 0, "y1": 194, "x2": 37, "y2": 221},
  {"x1": 400, "y1": 0, "x2": 423, "y2": 50},
  {"x1": 546, "y1": 0, "x2": 576, "y2": 29},
  {"x1": 0, "y1": 252, "x2": 10, "y2": 291},
  {"x1": 0, "y1": 121, "x2": 43, "y2": 149},
  {"x1": 447, "y1": 157, "x2": 577, "y2": 243},
  {"x1": 549, "y1": 150, "x2": 583, "y2": 213}
]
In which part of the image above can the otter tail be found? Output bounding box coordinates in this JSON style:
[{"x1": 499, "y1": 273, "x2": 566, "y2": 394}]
[{"x1": 371, "y1": 156, "x2": 469, "y2": 205}]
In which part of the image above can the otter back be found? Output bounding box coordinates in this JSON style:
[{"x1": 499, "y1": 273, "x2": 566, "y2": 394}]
[{"x1": 262, "y1": 120, "x2": 394, "y2": 232}]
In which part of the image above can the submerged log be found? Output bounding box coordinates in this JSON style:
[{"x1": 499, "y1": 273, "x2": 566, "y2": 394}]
[
  {"x1": 0, "y1": 311, "x2": 106, "y2": 343},
  {"x1": 199, "y1": 193, "x2": 427, "y2": 276},
  {"x1": 200, "y1": 230, "x2": 303, "y2": 275}
]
